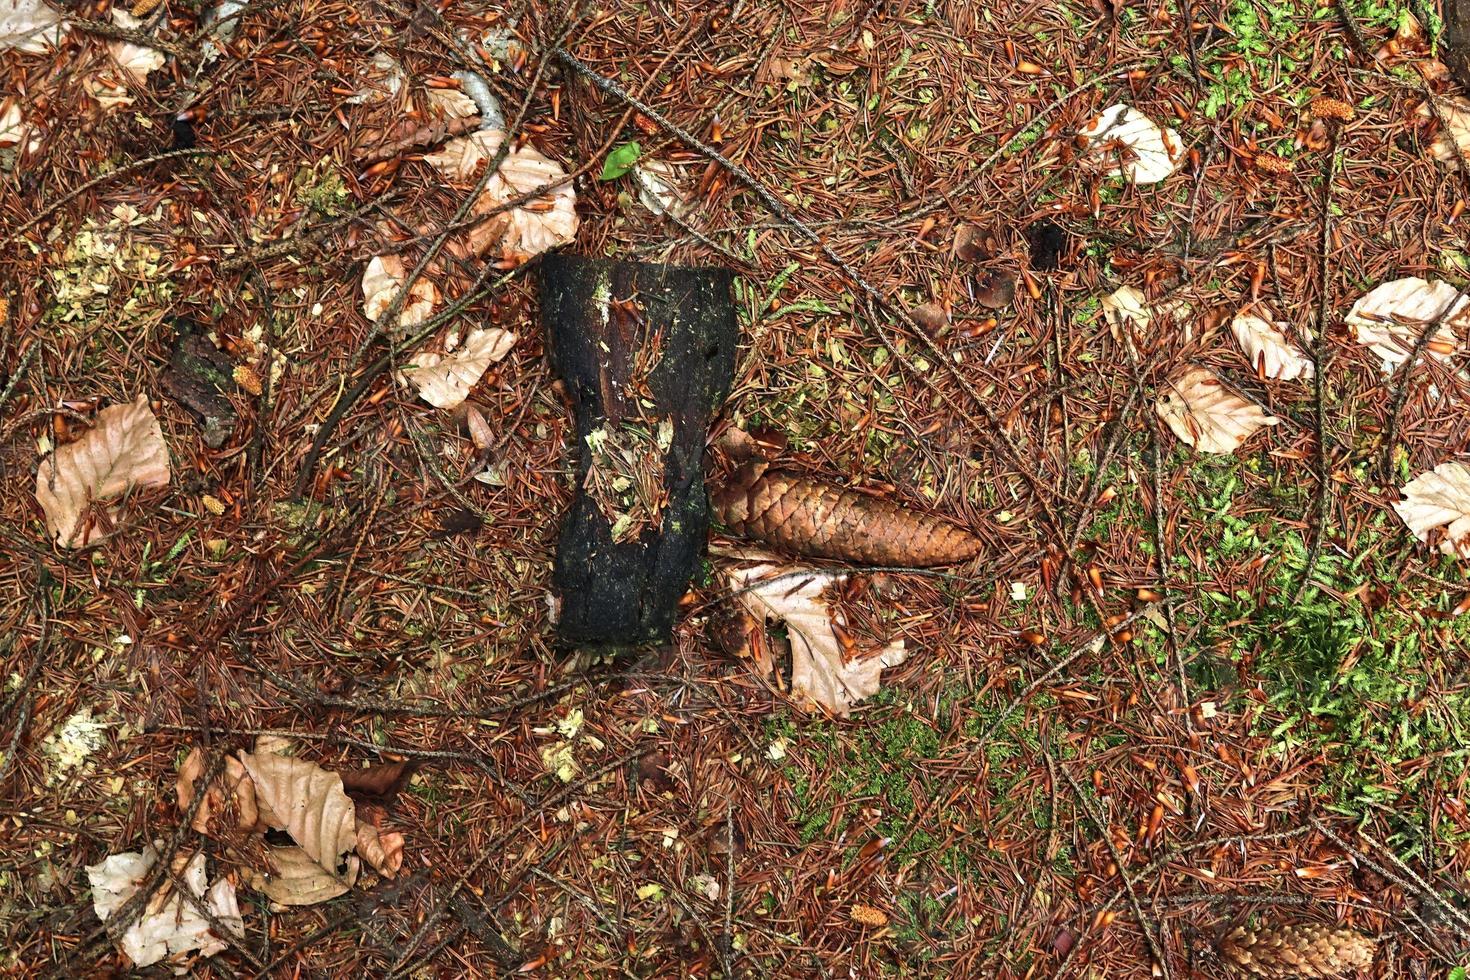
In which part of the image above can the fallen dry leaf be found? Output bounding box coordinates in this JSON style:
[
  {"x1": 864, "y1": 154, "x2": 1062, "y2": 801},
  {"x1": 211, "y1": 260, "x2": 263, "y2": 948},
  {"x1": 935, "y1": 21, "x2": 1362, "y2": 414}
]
[
  {"x1": 361, "y1": 254, "x2": 437, "y2": 331},
  {"x1": 108, "y1": 9, "x2": 165, "y2": 83},
  {"x1": 1078, "y1": 104, "x2": 1184, "y2": 185},
  {"x1": 177, "y1": 748, "x2": 262, "y2": 834},
  {"x1": 1230, "y1": 309, "x2": 1314, "y2": 381},
  {"x1": 465, "y1": 141, "x2": 579, "y2": 260},
  {"x1": 87, "y1": 844, "x2": 243, "y2": 969},
  {"x1": 0, "y1": 0, "x2": 67, "y2": 53},
  {"x1": 347, "y1": 51, "x2": 404, "y2": 106},
  {"x1": 34, "y1": 394, "x2": 171, "y2": 548},
  {"x1": 1420, "y1": 96, "x2": 1470, "y2": 170},
  {"x1": 1345, "y1": 276, "x2": 1464, "y2": 374},
  {"x1": 239, "y1": 742, "x2": 356, "y2": 876},
  {"x1": 1155, "y1": 366, "x2": 1278, "y2": 454},
  {"x1": 632, "y1": 159, "x2": 689, "y2": 218},
  {"x1": 395, "y1": 327, "x2": 516, "y2": 409},
  {"x1": 1393, "y1": 461, "x2": 1470, "y2": 560},
  {"x1": 339, "y1": 759, "x2": 417, "y2": 805},
  {"x1": 0, "y1": 98, "x2": 38, "y2": 153},
  {"x1": 354, "y1": 821, "x2": 404, "y2": 878},
  {"x1": 728, "y1": 563, "x2": 907, "y2": 717},
  {"x1": 423, "y1": 127, "x2": 504, "y2": 181},
  {"x1": 1101, "y1": 285, "x2": 1190, "y2": 345},
  {"x1": 246, "y1": 846, "x2": 360, "y2": 906},
  {"x1": 426, "y1": 85, "x2": 478, "y2": 120}
]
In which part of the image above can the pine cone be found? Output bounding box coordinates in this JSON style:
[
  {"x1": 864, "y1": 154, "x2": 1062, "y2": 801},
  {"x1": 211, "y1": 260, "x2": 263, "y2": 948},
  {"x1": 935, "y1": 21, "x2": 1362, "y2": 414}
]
[
  {"x1": 711, "y1": 462, "x2": 984, "y2": 567},
  {"x1": 1219, "y1": 921, "x2": 1376, "y2": 978}
]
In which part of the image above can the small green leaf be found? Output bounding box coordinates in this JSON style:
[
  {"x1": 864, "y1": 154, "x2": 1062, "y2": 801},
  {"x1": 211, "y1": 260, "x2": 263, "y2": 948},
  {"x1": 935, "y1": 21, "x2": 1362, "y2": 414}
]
[
  {"x1": 1447, "y1": 967, "x2": 1466, "y2": 980},
  {"x1": 599, "y1": 141, "x2": 641, "y2": 180}
]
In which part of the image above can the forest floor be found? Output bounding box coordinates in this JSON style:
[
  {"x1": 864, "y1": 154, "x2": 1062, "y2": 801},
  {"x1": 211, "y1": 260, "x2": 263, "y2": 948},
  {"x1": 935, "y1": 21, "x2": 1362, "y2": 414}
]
[{"x1": 3, "y1": 0, "x2": 1470, "y2": 976}]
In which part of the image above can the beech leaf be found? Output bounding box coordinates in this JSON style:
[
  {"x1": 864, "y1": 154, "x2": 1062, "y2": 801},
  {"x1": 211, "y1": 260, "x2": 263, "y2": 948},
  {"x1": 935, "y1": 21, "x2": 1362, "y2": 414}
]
[
  {"x1": 1101, "y1": 285, "x2": 1190, "y2": 344},
  {"x1": 1078, "y1": 104, "x2": 1184, "y2": 185},
  {"x1": 465, "y1": 141, "x2": 579, "y2": 260},
  {"x1": 108, "y1": 10, "x2": 165, "y2": 83},
  {"x1": 0, "y1": 0, "x2": 67, "y2": 54},
  {"x1": 1419, "y1": 95, "x2": 1470, "y2": 170},
  {"x1": 395, "y1": 328, "x2": 516, "y2": 409},
  {"x1": 246, "y1": 846, "x2": 360, "y2": 906},
  {"x1": 34, "y1": 394, "x2": 171, "y2": 548},
  {"x1": 632, "y1": 159, "x2": 690, "y2": 218},
  {"x1": 86, "y1": 845, "x2": 243, "y2": 969},
  {"x1": 728, "y1": 563, "x2": 907, "y2": 717},
  {"x1": 1394, "y1": 461, "x2": 1470, "y2": 560},
  {"x1": 1230, "y1": 309, "x2": 1314, "y2": 381},
  {"x1": 238, "y1": 743, "x2": 356, "y2": 876},
  {"x1": 354, "y1": 821, "x2": 404, "y2": 878},
  {"x1": 1155, "y1": 366, "x2": 1278, "y2": 454},
  {"x1": 177, "y1": 748, "x2": 262, "y2": 834},
  {"x1": 1345, "y1": 276, "x2": 1464, "y2": 375},
  {"x1": 361, "y1": 254, "x2": 438, "y2": 331}
]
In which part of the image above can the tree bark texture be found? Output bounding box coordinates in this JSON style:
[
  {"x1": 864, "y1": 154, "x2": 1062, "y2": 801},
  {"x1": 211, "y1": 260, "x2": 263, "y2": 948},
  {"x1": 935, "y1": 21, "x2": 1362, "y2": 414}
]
[{"x1": 541, "y1": 255, "x2": 737, "y2": 649}]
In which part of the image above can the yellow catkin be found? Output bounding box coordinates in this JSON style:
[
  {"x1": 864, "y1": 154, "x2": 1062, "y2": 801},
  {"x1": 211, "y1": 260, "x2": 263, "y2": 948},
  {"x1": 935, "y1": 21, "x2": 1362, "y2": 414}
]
[
  {"x1": 233, "y1": 364, "x2": 263, "y2": 396},
  {"x1": 1310, "y1": 97, "x2": 1355, "y2": 122},
  {"x1": 1253, "y1": 152, "x2": 1295, "y2": 174},
  {"x1": 202, "y1": 495, "x2": 226, "y2": 516},
  {"x1": 849, "y1": 904, "x2": 888, "y2": 928}
]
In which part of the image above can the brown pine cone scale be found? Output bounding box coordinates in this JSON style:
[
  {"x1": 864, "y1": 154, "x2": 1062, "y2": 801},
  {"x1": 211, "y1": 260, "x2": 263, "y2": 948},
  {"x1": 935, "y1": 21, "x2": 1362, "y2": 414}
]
[
  {"x1": 1219, "y1": 921, "x2": 1375, "y2": 978},
  {"x1": 711, "y1": 463, "x2": 984, "y2": 567}
]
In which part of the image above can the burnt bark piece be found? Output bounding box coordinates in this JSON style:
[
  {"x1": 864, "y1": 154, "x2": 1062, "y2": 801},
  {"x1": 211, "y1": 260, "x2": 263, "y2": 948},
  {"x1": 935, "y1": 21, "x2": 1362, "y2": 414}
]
[
  {"x1": 542, "y1": 255, "x2": 737, "y2": 649},
  {"x1": 1449, "y1": 0, "x2": 1470, "y2": 91},
  {"x1": 161, "y1": 319, "x2": 237, "y2": 449}
]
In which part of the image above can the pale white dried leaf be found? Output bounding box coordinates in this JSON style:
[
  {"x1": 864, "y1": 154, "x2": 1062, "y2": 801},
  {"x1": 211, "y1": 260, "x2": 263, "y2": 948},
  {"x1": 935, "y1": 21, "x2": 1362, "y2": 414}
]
[
  {"x1": 1394, "y1": 461, "x2": 1470, "y2": 560},
  {"x1": 0, "y1": 0, "x2": 67, "y2": 53},
  {"x1": 1101, "y1": 285, "x2": 1191, "y2": 344},
  {"x1": 239, "y1": 744, "x2": 356, "y2": 875},
  {"x1": 1078, "y1": 104, "x2": 1184, "y2": 185},
  {"x1": 1230, "y1": 309, "x2": 1314, "y2": 380},
  {"x1": 0, "y1": 98, "x2": 38, "y2": 153},
  {"x1": 1155, "y1": 366, "x2": 1278, "y2": 454},
  {"x1": 108, "y1": 9, "x2": 165, "y2": 83},
  {"x1": 246, "y1": 846, "x2": 359, "y2": 906},
  {"x1": 728, "y1": 563, "x2": 906, "y2": 718},
  {"x1": 1345, "y1": 276, "x2": 1464, "y2": 374},
  {"x1": 347, "y1": 52, "x2": 405, "y2": 106},
  {"x1": 87, "y1": 845, "x2": 243, "y2": 969},
  {"x1": 396, "y1": 327, "x2": 516, "y2": 409},
  {"x1": 453, "y1": 70, "x2": 503, "y2": 128},
  {"x1": 433, "y1": 131, "x2": 576, "y2": 260},
  {"x1": 34, "y1": 394, "x2": 171, "y2": 548},
  {"x1": 354, "y1": 821, "x2": 404, "y2": 878},
  {"x1": 632, "y1": 159, "x2": 689, "y2": 218},
  {"x1": 426, "y1": 85, "x2": 479, "y2": 120},
  {"x1": 1419, "y1": 96, "x2": 1470, "y2": 170},
  {"x1": 82, "y1": 76, "x2": 134, "y2": 111},
  {"x1": 423, "y1": 127, "x2": 504, "y2": 182},
  {"x1": 361, "y1": 254, "x2": 437, "y2": 330}
]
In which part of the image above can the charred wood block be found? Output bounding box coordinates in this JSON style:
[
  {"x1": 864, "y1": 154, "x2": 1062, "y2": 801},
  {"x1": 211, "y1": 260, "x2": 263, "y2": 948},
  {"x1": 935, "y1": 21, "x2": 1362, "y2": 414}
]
[
  {"x1": 1449, "y1": 0, "x2": 1470, "y2": 92},
  {"x1": 541, "y1": 255, "x2": 737, "y2": 649},
  {"x1": 161, "y1": 318, "x2": 237, "y2": 449}
]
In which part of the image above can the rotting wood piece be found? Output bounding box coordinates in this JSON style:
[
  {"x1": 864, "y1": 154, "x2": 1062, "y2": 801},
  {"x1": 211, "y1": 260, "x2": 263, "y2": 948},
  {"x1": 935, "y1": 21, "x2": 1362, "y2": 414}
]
[
  {"x1": 161, "y1": 319, "x2": 238, "y2": 449},
  {"x1": 542, "y1": 255, "x2": 737, "y2": 649},
  {"x1": 712, "y1": 461, "x2": 984, "y2": 567},
  {"x1": 1447, "y1": 0, "x2": 1470, "y2": 91}
]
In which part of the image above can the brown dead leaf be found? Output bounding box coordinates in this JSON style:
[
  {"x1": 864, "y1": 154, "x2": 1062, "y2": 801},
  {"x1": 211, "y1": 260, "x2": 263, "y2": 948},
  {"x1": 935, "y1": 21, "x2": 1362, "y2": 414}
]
[
  {"x1": 34, "y1": 394, "x2": 170, "y2": 548},
  {"x1": 177, "y1": 748, "x2": 261, "y2": 834},
  {"x1": 395, "y1": 328, "x2": 517, "y2": 409},
  {"x1": 246, "y1": 846, "x2": 360, "y2": 906},
  {"x1": 1155, "y1": 366, "x2": 1278, "y2": 454},
  {"x1": 354, "y1": 821, "x2": 404, "y2": 878},
  {"x1": 239, "y1": 742, "x2": 356, "y2": 874},
  {"x1": 1394, "y1": 461, "x2": 1470, "y2": 560},
  {"x1": 339, "y1": 759, "x2": 417, "y2": 806},
  {"x1": 728, "y1": 563, "x2": 906, "y2": 717}
]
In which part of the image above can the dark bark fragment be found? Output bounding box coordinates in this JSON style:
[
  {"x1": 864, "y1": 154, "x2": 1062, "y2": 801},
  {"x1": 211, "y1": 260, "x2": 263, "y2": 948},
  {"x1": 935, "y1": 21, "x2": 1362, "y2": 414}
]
[
  {"x1": 161, "y1": 320, "x2": 237, "y2": 449},
  {"x1": 542, "y1": 255, "x2": 737, "y2": 649}
]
